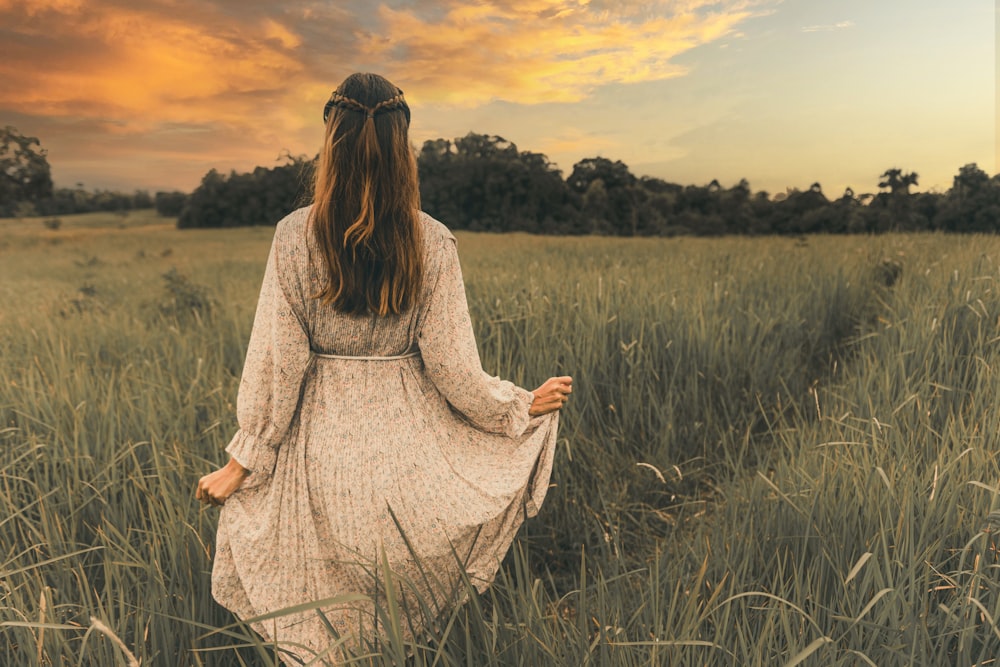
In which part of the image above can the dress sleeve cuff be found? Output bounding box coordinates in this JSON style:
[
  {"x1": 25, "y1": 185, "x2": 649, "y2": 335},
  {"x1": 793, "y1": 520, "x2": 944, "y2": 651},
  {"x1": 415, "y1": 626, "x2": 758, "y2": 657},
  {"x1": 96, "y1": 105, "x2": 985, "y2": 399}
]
[
  {"x1": 225, "y1": 429, "x2": 278, "y2": 478},
  {"x1": 501, "y1": 386, "x2": 534, "y2": 439}
]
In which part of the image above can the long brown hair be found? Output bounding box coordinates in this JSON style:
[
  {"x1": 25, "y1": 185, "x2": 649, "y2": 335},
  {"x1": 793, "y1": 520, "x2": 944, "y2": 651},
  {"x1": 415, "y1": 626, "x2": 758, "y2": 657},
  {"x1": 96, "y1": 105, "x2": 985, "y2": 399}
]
[{"x1": 311, "y1": 73, "x2": 422, "y2": 315}]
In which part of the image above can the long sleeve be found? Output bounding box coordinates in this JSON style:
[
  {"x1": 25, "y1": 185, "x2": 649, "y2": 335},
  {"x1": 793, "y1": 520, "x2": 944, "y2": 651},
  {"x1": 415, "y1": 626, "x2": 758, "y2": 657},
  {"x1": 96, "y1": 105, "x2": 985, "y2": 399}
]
[
  {"x1": 417, "y1": 234, "x2": 533, "y2": 438},
  {"x1": 225, "y1": 218, "x2": 312, "y2": 478}
]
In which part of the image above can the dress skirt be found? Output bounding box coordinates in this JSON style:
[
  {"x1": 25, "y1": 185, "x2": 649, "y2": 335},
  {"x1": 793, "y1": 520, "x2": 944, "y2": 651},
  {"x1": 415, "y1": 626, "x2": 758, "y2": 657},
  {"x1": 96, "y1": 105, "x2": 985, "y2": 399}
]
[{"x1": 212, "y1": 354, "x2": 559, "y2": 664}]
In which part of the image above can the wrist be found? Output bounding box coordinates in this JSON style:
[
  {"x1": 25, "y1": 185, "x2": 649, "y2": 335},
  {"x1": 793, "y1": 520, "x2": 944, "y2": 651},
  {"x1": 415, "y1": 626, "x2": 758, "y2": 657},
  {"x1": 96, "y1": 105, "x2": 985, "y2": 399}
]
[{"x1": 226, "y1": 457, "x2": 250, "y2": 477}]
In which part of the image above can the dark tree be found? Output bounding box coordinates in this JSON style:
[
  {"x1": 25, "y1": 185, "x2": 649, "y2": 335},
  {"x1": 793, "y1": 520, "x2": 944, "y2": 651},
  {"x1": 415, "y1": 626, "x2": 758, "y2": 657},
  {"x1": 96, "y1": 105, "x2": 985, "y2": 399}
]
[
  {"x1": 567, "y1": 157, "x2": 636, "y2": 194},
  {"x1": 567, "y1": 158, "x2": 638, "y2": 234},
  {"x1": 0, "y1": 126, "x2": 53, "y2": 216},
  {"x1": 878, "y1": 168, "x2": 919, "y2": 196},
  {"x1": 937, "y1": 163, "x2": 1000, "y2": 232},
  {"x1": 418, "y1": 133, "x2": 578, "y2": 233},
  {"x1": 872, "y1": 168, "x2": 920, "y2": 230}
]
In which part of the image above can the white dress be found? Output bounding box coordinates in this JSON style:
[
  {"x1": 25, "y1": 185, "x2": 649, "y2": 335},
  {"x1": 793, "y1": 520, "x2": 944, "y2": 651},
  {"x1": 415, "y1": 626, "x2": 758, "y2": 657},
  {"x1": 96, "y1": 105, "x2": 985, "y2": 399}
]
[{"x1": 210, "y1": 206, "x2": 559, "y2": 664}]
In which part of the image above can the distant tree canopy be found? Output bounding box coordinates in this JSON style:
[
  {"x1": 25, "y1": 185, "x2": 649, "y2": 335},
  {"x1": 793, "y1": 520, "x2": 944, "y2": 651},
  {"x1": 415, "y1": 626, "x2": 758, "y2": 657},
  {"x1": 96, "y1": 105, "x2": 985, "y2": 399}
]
[
  {"x1": 415, "y1": 137, "x2": 1000, "y2": 236},
  {"x1": 418, "y1": 135, "x2": 578, "y2": 233},
  {"x1": 5, "y1": 125, "x2": 1000, "y2": 235},
  {"x1": 177, "y1": 153, "x2": 313, "y2": 229},
  {"x1": 32, "y1": 187, "x2": 155, "y2": 217},
  {"x1": 1, "y1": 126, "x2": 53, "y2": 216},
  {"x1": 154, "y1": 191, "x2": 188, "y2": 217},
  {"x1": 415, "y1": 141, "x2": 1000, "y2": 236},
  {"x1": 175, "y1": 135, "x2": 1000, "y2": 235},
  {"x1": 936, "y1": 163, "x2": 1000, "y2": 232}
]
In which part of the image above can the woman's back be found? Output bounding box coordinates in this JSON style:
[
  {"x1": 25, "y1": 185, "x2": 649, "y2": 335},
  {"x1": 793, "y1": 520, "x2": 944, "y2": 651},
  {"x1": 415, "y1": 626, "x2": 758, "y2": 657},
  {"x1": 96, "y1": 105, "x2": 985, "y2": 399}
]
[{"x1": 279, "y1": 206, "x2": 450, "y2": 358}]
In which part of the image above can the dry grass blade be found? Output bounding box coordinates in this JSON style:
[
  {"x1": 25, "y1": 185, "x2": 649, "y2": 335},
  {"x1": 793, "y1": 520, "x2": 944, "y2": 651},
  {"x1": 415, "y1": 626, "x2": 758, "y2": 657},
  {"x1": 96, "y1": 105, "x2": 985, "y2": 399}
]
[
  {"x1": 844, "y1": 552, "x2": 873, "y2": 585},
  {"x1": 784, "y1": 636, "x2": 832, "y2": 667},
  {"x1": 88, "y1": 617, "x2": 140, "y2": 667}
]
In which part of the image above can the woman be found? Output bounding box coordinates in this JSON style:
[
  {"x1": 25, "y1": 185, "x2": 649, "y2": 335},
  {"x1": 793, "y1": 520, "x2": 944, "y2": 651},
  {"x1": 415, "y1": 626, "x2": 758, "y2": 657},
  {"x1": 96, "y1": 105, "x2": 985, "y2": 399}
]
[{"x1": 195, "y1": 72, "x2": 571, "y2": 664}]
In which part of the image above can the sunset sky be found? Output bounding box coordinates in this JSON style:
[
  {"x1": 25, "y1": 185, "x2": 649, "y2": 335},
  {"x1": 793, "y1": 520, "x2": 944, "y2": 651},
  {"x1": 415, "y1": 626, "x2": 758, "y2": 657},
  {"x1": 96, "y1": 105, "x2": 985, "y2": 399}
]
[{"x1": 1, "y1": 0, "x2": 994, "y2": 197}]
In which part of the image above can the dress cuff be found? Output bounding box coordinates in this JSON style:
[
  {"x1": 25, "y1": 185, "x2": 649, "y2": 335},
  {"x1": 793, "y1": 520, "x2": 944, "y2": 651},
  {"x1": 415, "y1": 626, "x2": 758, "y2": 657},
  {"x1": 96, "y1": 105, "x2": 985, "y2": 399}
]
[
  {"x1": 501, "y1": 386, "x2": 534, "y2": 439},
  {"x1": 225, "y1": 429, "x2": 278, "y2": 478}
]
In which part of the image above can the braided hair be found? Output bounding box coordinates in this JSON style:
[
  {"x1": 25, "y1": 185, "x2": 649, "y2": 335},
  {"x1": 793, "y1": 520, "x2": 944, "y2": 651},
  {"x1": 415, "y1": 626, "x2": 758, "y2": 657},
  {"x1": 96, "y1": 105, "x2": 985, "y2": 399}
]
[
  {"x1": 323, "y1": 91, "x2": 410, "y2": 124},
  {"x1": 310, "y1": 73, "x2": 422, "y2": 316}
]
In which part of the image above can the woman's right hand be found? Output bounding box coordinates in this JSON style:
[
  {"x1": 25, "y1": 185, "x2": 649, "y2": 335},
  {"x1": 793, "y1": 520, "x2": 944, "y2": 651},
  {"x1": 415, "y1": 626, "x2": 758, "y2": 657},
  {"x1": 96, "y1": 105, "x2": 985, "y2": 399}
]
[{"x1": 529, "y1": 376, "x2": 573, "y2": 416}]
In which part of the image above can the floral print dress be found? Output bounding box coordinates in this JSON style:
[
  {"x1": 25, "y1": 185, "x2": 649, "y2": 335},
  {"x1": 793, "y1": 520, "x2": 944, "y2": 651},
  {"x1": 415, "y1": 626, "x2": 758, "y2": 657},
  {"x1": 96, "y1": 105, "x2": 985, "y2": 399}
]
[{"x1": 210, "y1": 206, "x2": 559, "y2": 664}]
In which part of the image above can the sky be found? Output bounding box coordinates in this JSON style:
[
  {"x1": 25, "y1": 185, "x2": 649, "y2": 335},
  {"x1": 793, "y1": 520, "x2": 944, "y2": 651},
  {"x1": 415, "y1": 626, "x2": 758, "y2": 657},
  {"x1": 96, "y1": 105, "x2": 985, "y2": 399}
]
[{"x1": 0, "y1": 0, "x2": 994, "y2": 197}]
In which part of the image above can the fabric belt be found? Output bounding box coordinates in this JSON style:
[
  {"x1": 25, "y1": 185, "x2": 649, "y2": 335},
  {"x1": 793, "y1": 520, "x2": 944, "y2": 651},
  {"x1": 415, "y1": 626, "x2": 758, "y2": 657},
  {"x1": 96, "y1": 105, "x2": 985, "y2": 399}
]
[{"x1": 312, "y1": 350, "x2": 420, "y2": 361}]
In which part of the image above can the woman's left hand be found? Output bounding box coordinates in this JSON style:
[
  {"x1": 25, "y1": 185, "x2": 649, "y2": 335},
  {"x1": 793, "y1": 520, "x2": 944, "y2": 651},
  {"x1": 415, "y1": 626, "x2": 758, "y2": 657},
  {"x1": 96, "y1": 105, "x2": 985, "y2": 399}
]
[
  {"x1": 196, "y1": 457, "x2": 249, "y2": 507},
  {"x1": 529, "y1": 376, "x2": 573, "y2": 416}
]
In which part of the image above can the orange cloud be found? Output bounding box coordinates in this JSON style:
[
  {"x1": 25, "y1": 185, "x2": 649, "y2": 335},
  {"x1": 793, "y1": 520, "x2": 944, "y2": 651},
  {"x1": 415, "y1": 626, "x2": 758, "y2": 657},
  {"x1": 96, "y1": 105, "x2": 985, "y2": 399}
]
[
  {"x1": 363, "y1": 0, "x2": 763, "y2": 105},
  {"x1": 0, "y1": 2, "x2": 306, "y2": 130},
  {"x1": 0, "y1": 0, "x2": 770, "y2": 189},
  {"x1": 1, "y1": 0, "x2": 765, "y2": 126}
]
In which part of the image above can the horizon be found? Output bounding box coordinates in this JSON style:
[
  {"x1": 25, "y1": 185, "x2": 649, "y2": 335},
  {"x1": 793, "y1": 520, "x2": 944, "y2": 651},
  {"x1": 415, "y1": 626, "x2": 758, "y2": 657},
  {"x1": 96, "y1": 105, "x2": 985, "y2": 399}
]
[{"x1": 1, "y1": 0, "x2": 994, "y2": 198}]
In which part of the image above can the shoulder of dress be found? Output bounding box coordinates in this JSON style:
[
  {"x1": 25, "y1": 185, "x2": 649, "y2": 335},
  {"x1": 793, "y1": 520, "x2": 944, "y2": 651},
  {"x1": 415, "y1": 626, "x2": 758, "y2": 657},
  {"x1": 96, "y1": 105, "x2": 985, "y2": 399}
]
[
  {"x1": 418, "y1": 211, "x2": 456, "y2": 244},
  {"x1": 275, "y1": 206, "x2": 313, "y2": 237},
  {"x1": 271, "y1": 206, "x2": 313, "y2": 250}
]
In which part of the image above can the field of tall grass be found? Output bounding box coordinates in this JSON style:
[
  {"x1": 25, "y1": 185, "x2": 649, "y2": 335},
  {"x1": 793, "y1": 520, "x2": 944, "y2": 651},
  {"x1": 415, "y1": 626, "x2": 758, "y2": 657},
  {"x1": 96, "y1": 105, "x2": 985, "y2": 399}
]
[{"x1": 3, "y1": 210, "x2": 1000, "y2": 665}]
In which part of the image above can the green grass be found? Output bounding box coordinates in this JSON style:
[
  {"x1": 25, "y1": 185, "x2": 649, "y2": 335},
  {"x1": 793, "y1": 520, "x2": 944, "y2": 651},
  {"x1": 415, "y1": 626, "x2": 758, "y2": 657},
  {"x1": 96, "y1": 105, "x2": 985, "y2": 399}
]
[{"x1": 3, "y1": 211, "x2": 1000, "y2": 665}]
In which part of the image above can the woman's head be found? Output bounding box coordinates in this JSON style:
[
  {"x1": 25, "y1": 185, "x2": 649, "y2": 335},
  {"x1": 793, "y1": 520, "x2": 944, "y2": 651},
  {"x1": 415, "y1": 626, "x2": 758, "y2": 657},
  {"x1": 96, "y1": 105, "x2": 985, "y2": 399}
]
[
  {"x1": 311, "y1": 72, "x2": 422, "y2": 316},
  {"x1": 323, "y1": 72, "x2": 411, "y2": 129}
]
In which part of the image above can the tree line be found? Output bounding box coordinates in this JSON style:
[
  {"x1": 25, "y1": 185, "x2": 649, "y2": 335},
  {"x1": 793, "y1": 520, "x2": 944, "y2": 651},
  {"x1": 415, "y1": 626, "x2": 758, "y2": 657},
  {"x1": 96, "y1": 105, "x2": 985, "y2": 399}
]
[
  {"x1": 0, "y1": 126, "x2": 188, "y2": 218},
  {"x1": 175, "y1": 152, "x2": 309, "y2": 229},
  {"x1": 177, "y1": 134, "x2": 1000, "y2": 235},
  {"x1": 4, "y1": 125, "x2": 999, "y2": 234}
]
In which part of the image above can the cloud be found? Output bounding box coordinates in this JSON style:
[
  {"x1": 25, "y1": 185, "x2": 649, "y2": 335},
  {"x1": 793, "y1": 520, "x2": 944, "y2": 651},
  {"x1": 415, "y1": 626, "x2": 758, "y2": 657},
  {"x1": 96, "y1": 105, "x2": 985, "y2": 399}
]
[
  {"x1": 364, "y1": 0, "x2": 769, "y2": 105},
  {"x1": 0, "y1": 1, "x2": 325, "y2": 129},
  {"x1": 801, "y1": 20, "x2": 854, "y2": 33},
  {"x1": 0, "y1": 0, "x2": 771, "y2": 119},
  {"x1": 0, "y1": 0, "x2": 770, "y2": 188},
  {"x1": 0, "y1": 0, "x2": 366, "y2": 186}
]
